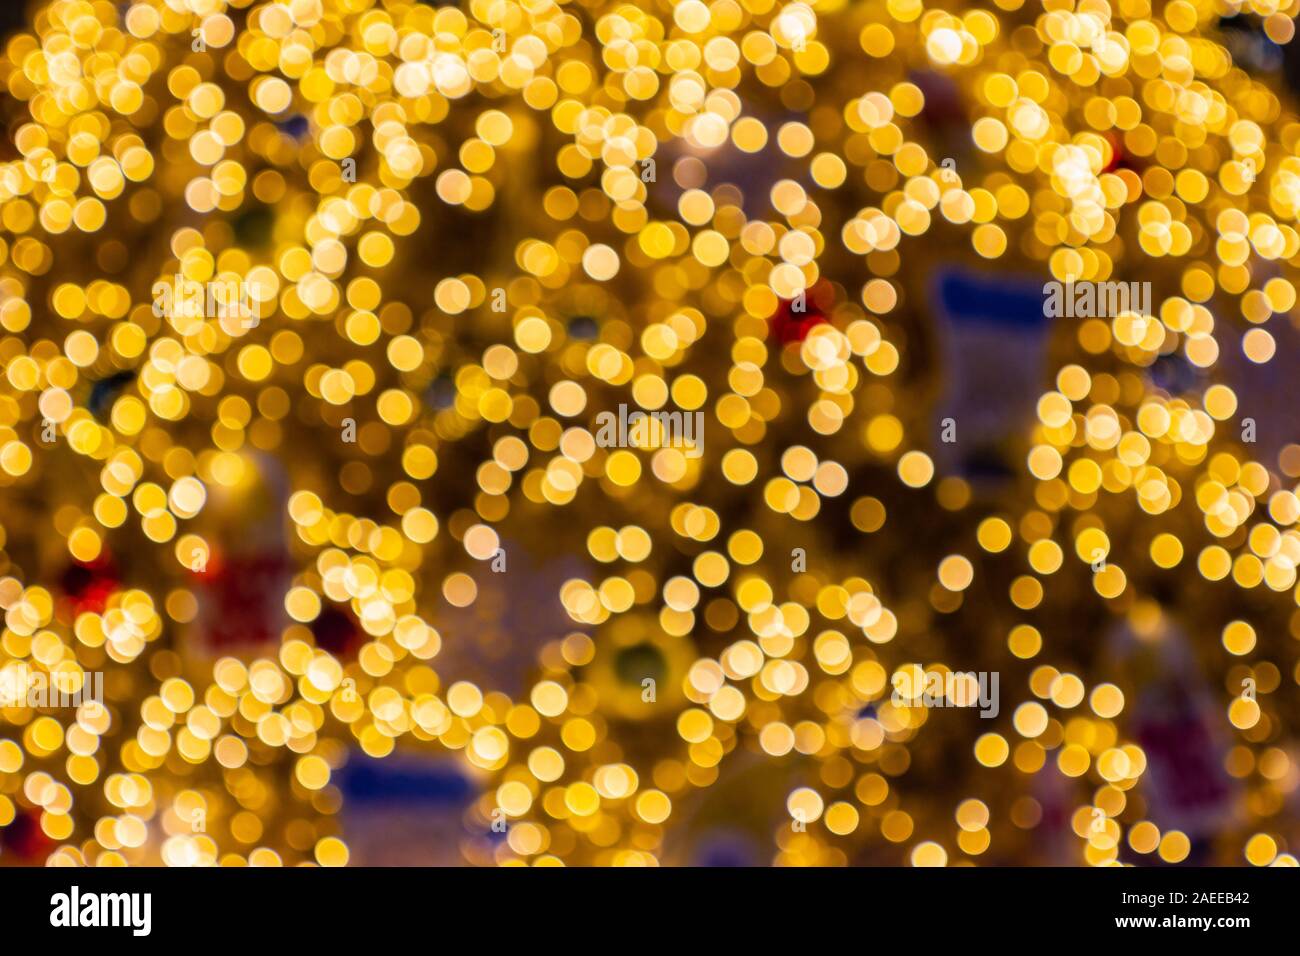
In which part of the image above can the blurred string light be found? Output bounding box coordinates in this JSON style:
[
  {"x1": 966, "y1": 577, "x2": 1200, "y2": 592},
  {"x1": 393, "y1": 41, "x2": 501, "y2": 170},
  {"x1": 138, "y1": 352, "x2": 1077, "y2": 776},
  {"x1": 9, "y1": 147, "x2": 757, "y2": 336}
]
[{"x1": 0, "y1": 0, "x2": 1293, "y2": 868}]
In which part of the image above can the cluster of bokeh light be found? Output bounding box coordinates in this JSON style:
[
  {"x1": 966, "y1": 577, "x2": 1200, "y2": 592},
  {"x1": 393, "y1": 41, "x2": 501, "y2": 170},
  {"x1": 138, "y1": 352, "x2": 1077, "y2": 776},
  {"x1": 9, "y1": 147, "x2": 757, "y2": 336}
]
[{"x1": 0, "y1": 0, "x2": 1296, "y2": 867}]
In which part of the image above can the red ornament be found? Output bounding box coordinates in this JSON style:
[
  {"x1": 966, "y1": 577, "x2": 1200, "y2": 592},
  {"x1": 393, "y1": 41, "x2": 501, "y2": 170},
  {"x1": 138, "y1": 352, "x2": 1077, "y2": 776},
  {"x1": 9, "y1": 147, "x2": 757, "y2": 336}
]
[
  {"x1": 769, "y1": 294, "x2": 828, "y2": 344},
  {"x1": 58, "y1": 553, "x2": 120, "y2": 619},
  {"x1": 1, "y1": 806, "x2": 54, "y2": 862},
  {"x1": 311, "y1": 606, "x2": 362, "y2": 658},
  {"x1": 1102, "y1": 130, "x2": 1142, "y2": 174}
]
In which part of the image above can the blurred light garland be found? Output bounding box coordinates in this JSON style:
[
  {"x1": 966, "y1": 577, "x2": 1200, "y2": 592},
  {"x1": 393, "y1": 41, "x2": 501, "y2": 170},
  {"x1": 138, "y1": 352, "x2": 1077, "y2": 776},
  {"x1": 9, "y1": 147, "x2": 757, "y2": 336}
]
[{"x1": 0, "y1": 0, "x2": 1295, "y2": 867}]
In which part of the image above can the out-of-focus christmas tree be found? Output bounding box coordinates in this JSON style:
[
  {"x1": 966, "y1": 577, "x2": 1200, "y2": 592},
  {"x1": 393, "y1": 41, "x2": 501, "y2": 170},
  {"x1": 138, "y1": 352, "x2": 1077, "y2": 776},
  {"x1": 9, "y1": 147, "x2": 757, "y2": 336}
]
[{"x1": 0, "y1": 0, "x2": 1295, "y2": 867}]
